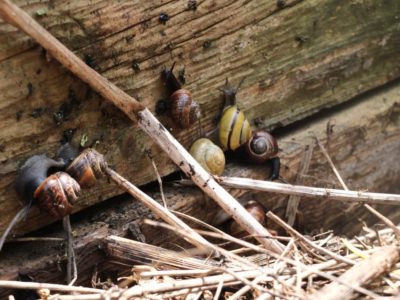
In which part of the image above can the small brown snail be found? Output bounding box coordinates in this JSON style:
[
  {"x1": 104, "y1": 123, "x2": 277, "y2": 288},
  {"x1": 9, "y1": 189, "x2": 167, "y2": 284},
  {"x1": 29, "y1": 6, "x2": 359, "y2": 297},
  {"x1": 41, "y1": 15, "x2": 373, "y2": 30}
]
[
  {"x1": 157, "y1": 63, "x2": 201, "y2": 129},
  {"x1": 244, "y1": 130, "x2": 280, "y2": 180},
  {"x1": 14, "y1": 155, "x2": 80, "y2": 218},
  {"x1": 189, "y1": 138, "x2": 225, "y2": 175},
  {"x1": 229, "y1": 200, "x2": 268, "y2": 238},
  {"x1": 218, "y1": 78, "x2": 252, "y2": 151},
  {"x1": 66, "y1": 148, "x2": 107, "y2": 188}
]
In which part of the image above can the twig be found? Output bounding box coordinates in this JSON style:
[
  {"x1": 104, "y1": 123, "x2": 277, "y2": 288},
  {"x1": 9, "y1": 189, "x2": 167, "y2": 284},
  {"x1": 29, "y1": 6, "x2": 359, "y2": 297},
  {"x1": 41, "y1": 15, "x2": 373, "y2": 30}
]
[
  {"x1": 0, "y1": 205, "x2": 29, "y2": 251},
  {"x1": 7, "y1": 237, "x2": 64, "y2": 242},
  {"x1": 105, "y1": 167, "x2": 215, "y2": 255},
  {"x1": 0, "y1": 280, "x2": 102, "y2": 293},
  {"x1": 215, "y1": 176, "x2": 400, "y2": 205},
  {"x1": 146, "y1": 150, "x2": 168, "y2": 208},
  {"x1": 267, "y1": 211, "x2": 355, "y2": 266},
  {"x1": 316, "y1": 136, "x2": 400, "y2": 239},
  {"x1": 62, "y1": 215, "x2": 77, "y2": 286},
  {"x1": 285, "y1": 140, "x2": 314, "y2": 226},
  {"x1": 309, "y1": 246, "x2": 399, "y2": 300},
  {"x1": 0, "y1": 0, "x2": 283, "y2": 254},
  {"x1": 121, "y1": 269, "x2": 270, "y2": 299}
]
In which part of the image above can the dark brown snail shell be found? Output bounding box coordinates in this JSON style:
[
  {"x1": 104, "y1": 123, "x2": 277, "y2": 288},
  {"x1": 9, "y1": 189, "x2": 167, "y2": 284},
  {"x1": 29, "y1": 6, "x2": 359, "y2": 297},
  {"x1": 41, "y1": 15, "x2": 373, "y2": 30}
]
[
  {"x1": 244, "y1": 130, "x2": 278, "y2": 163},
  {"x1": 229, "y1": 200, "x2": 267, "y2": 237},
  {"x1": 66, "y1": 148, "x2": 107, "y2": 188},
  {"x1": 161, "y1": 63, "x2": 201, "y2": 129},
  {"x1": 170, "y1": 89, "x2": 201, "y2": 129},
  {"x1": 34, "y1": 172, "x2": 80, "y2": 218},
  {"x1": 14, "y1": 155, "x2": 80, "y2": 218}
]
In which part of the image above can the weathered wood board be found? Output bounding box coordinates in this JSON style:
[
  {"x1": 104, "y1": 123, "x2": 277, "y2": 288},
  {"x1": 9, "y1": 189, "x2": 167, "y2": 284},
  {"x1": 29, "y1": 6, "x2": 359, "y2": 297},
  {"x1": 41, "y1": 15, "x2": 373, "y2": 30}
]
[
  {"x1": 1, "y1": 0, "x2": 400, "y2": 236},
  {"x1": 0, "y1": 79, "x2": 399, "y2": 291}
]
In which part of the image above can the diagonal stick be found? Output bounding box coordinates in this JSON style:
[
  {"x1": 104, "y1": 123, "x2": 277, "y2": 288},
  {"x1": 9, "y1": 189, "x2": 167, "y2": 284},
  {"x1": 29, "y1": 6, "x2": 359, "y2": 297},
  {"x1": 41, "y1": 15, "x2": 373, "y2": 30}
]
[{"x1": 0, "y1": 0, "x2": 283, "y2": 253}]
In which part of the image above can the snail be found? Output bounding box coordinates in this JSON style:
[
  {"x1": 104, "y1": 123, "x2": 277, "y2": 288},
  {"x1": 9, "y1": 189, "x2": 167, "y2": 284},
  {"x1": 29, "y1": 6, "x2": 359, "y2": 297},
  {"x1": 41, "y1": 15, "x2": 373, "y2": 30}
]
[
  {"x1": 14, "y1": 155, "x2": 80, "y2": 218},
  {"x1": 229, "y1": 200, "x2": 268, "y2": 238},
  {"x1": 157, "y1": 62, "x2": 201, "y2": 129},
  {"x1": 66, "y1": 148, "x2": 107, "y2": 188},
  {"x1": 244, "y1": 130, "x2": 280, "y2": 180},
  {"x1": 218, "y1": 78, "x2": 252, "y2": 151},
  {"x1": 189, "y1": 138, "x2": 225, "y2": 175}
]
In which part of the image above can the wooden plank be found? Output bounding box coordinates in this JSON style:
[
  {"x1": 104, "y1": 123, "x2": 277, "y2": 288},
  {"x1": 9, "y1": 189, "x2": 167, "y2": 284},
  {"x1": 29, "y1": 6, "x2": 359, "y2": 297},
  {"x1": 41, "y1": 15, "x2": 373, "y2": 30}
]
[
  {"x1": 0, "y1": 80, "x2": 399, "y2": 293},
  {"x1": 1, "y1": 0, "x2": 400, "y2": 236}
]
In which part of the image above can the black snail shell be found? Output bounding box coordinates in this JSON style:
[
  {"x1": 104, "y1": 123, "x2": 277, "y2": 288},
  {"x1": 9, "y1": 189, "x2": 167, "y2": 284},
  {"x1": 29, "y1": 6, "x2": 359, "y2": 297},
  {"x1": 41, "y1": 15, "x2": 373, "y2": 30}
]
[
  {"x1": 66, "y1": 148, "x2": 107, "y2": 188},
  {"x1": 189, "y1": 138, "x2": 225, "y2": 175},
  {"x1": 244, "y1": 130, "x2": 278, "y2": 163},
  {"x1": 15, "y1": 155, "x2": 80, "y2": 218},
  {"x1": 170, "y1": 89, "x2": 201, "y2": 129}
]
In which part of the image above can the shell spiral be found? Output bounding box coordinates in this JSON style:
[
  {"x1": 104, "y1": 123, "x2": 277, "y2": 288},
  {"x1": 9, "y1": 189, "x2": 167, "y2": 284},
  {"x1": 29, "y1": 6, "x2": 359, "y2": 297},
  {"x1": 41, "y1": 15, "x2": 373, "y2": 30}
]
[
  {"x1": 170, "y1": 89, "x2": 201, "y2": 129},
  {"x1": 66, "y1": 148, "x2": 107, "y2": 188},
  {"x1": 33, "y1": 172, "x2": 80, "y2": 218},
  {"x1": 244, "y1": 130, "x2": 278, "y2": 162},
  {"x1": 189, "y1": 138, "x2": 225, "y2": 175}
]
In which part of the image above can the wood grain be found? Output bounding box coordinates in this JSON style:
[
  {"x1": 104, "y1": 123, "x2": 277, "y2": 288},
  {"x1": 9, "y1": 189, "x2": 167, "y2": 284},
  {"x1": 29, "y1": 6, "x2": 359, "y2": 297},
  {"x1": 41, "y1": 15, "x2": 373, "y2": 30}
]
[
  {"x1": 0, "y1": 0, "x2": 400, "y2": 235},
  {"x1": 0, "y1": 79, "x2": 399, "y2": 291}
]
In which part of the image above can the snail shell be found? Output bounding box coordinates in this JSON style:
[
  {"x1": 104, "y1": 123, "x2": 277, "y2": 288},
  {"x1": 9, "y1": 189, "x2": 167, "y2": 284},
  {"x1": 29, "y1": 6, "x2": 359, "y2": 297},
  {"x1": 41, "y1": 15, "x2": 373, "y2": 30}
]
[
  {"x1": 218, "y1": 105, "x2": 252, "y2": 151},
  {"x1": 66, "y1": 148, "x2": 107, "y2": 188},
  {"x1": 14, "y1": 155, "x2": 80, "y2": 218},
  {"x1": 170, "y1": 89, "x2": 201, "y2": 129},
  {"x1": 34, "y1": 172, "x2": 80, "y2": 218},
  {"x1": 244, "y1": 130, "x2": 278, "y2": 163},
  {"x1": 229, "y1": 200, "x2": 267, "y2": 237},
  {"x1": 189, "y1": 138, "x2": 225, "y2": 175}
]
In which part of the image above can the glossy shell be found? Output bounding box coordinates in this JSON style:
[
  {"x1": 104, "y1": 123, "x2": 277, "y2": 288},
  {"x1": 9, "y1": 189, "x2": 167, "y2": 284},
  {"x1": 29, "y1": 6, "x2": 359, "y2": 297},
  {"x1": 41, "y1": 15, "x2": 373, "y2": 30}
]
[
  {"x1": 66, "y1": 148, "x2": 107, "y2": 188},
  {"x1": 33, "y1": 172, "x2": 80, "y2": 218},
  {"x1": 189, "y1": 138, "x2": 225, "y2": 175},
  {"x1": 170, "y1": 89, "x2": 201, "y2": 128},
  {"x1": 218, "y1": 105, "x2": 252, "y2": 151},
  {"x1": 244, "y1": 130, "x2": 278, "y2": 163},
  {"x1": 229, "y1": 200, "x2": 267, "y2": 237}
]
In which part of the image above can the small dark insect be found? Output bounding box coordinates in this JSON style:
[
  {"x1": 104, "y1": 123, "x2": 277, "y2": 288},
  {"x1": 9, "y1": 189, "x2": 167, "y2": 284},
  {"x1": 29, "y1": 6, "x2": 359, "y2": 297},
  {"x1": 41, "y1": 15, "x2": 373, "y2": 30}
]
[
  {"x1": 203, "y1": 40, "x2": 211, "y2": 49},
  {"x1": 178, "y1": 69, "x2": 186, "y2": 84},
  {"x1": 16, "y1": 110, "x2": 23, "y2": 121},
  {"x1": 131, "y1": 60, "x2": 141, "y2": 72},
  {"x1": 295, "y1": 35, "x2": 308, "y2": 44},
  {"x1": 159, "y1": 13, "x2": 169, "y2": 24},
  {"x1": 61, "y1": 128, "x2": 77, "y2": 144},
  {"x1": 30, "y1": 107, "x2": 45, "y2": 118},
  {"x1": 27, "y1": 82, "x2": 33, "y2": 97},
  {"x1": 84, "y1": 53, "x2": 97, "y2": 69},
  {"x1": 188, "y1": 0, "x2": 197, "y2": 10},
  {"x1": 277, "y1": 0, "x2": 286, "y2": 9}
]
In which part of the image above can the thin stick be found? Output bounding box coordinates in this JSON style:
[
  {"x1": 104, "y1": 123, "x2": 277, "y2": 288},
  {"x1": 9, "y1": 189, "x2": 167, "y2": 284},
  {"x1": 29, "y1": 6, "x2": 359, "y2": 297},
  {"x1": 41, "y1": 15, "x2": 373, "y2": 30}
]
[
  {"x1": 0, "y1": 280, "x2": 102, "y2": 293},
  {"x1": 316, "y1": 136, "x2": 400, "y2": 239},
  {"x1": 267, "y1": 212, "x2": 355, "y2": 265},
  {"x1": 0, "y1": 205, "x2": 29, "y2": 251},
  {"x1": 215, "y1": 176, "x2": 400, "y2": 205},
  {"x1": 8, "y1": 237, "x2": 64, "y2": 242},
  {"x1": 285, "y1": 140, "x2": 314, "y2": 226},
  {"x1": 309, "y1": 246, "x2": 399, "y2": 300},
  {"x1": 62, "y1": 215, "x2": 77, "y2": 286},
  {"x1": 0, "y1": 0, "x2": 283, "y2": 254},
  {"x1": 146, "y1": 150, "x2": 168, "y2": 208},
  {"x1": 105, "y1": 168, "x2": 215, "y2": 255}
]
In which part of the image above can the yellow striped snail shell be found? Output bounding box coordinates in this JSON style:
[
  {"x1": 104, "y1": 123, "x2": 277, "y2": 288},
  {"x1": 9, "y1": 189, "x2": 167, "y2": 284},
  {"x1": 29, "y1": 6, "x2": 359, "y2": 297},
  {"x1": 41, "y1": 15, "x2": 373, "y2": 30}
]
[
  {"x1": 189, "y1": 138, "x2": 225, "y2": 175},
  {"x1": 218, "y1": 79, "x2": 252, "y2": 151}
]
